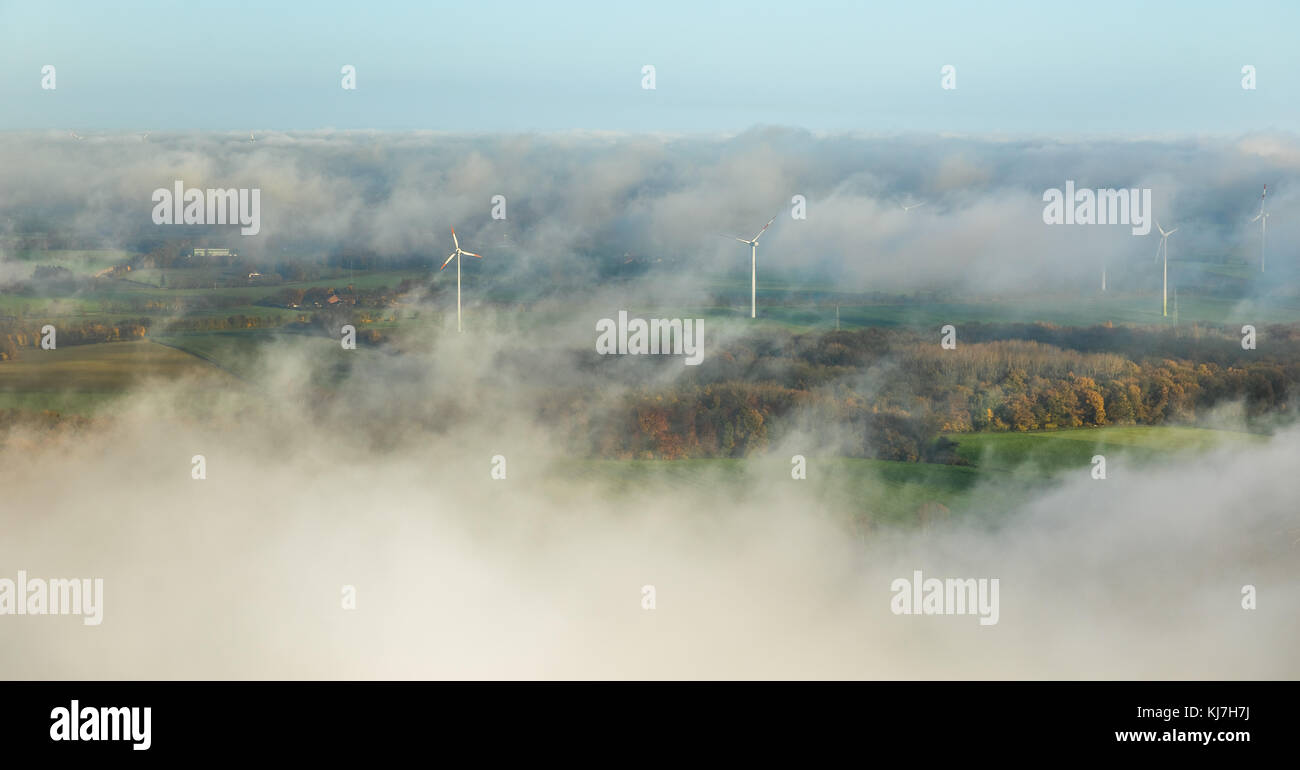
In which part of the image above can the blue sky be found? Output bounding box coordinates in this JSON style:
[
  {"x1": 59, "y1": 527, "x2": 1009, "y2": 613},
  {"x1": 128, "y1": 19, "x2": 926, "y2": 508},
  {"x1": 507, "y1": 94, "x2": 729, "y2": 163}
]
[{"x1": 1, "y1": 0, "x2": 1297, "y2": 134}]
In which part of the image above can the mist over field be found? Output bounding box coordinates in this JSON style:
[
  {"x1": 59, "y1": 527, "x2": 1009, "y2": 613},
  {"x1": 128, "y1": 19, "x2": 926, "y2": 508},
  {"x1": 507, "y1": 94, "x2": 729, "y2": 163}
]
[
  {"x1": 1, "y1": 127, "x2": 1298, "y2": 680},
  {"x1": 8, "y1": 8, "x2": 1300, "y2": 763},
  {"x1": 2, "y1": 129, "x2": 1299, "y2": 296},
  {"x1": 0, "y1": 317, "x2": 1296, "y2": 679}
]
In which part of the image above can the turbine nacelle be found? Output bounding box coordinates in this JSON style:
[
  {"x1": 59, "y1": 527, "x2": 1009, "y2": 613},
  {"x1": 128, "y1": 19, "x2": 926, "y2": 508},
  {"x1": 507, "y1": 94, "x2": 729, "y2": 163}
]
[
  {"x1": 722, "y1": 211, "x2": 781, "y2": 248},
  {"x1": 440, "y1": 227, "x2": 487, "y2": 270}
]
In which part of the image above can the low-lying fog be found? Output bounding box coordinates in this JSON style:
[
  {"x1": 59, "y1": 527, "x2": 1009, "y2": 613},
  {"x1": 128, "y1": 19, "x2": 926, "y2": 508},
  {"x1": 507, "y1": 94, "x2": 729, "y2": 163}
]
[{"x1": 1, "y1": 324, "x2": 1294, "y2": 679}]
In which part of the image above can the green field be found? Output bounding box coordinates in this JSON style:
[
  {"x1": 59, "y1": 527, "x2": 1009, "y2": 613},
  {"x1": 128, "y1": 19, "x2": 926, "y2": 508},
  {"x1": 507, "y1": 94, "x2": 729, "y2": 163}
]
[
  {"x1": 562, "y1": 424, "x2": 1265, "y2": 527},
  {"x1": 94, "y1": 267, "x2": 426, "y2": 299},
  {"x1": 7, "y1": 248, "x2": 130, "y2": 275},
  {"x1": 664, "y1": 294, "x2": 1300, "y2": 331},
  {"x1": 0, "y1": 294, "x2": 104, "y2": 316},
  {"x1": 154, "y1": 328, "x2": 390, "y2": 386},
  {"x1": 0, "y1": 339, "x2": 239, "y2": 413},
  {"x1": 0, "y1": 329, "x2": 1270, "y2": 527},
  {"x1": 565, "y1": 455, "x2": 987, "y2": 527},
  {"x1": 946, "y1": 425, "x2": 1266, "y2": 475},
  {"x1": 0, "y1": 391, "x2": 122, "y2": 414},
  {"x1": 0, "y1": 264, "x2": 422, "y2": 328},
  {"x1": 11, "y1": 256, "x2": 1300, "y2": 334}
]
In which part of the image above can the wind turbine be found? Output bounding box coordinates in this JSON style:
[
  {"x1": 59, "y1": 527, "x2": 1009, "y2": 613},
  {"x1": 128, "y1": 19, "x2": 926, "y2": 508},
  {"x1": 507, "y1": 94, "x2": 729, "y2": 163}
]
[
  {"x1": 1250, "y1": 185, "x2": 1269, "y2": 272},
  {"x1": 439, "y1": 227, "x2": 485, "y2": 332},
  {"x1": 898, "y1": 199, "x2": 926, "y2": 212},
  {"x1": 1155, "y1": 220, "x2": 1177, "y2": 317},
  {"x1": 724, "y1": 212, "x2": 780, "y2": 319}
]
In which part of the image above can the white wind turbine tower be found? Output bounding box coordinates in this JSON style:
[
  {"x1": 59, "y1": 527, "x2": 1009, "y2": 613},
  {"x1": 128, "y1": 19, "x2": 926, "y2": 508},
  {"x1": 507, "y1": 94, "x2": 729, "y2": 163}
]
[
  {"x1": 1251, "y1": 185, "x2": 1269, "y2": 272},
  {"x1": 724, "y1": 212, "x2": 780, "y2": 319},
  {"x1": 1155, "y1": 220, "x2": 1177, "y2": 317},
  {"x1": 440, "y1": 227, "x2": 485, "y2": 332}
]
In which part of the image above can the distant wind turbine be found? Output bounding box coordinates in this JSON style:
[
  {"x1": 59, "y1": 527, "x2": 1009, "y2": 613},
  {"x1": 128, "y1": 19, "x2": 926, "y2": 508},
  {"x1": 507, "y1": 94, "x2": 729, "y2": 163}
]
[
  {"x1": 439, "y1": 227, "x2": 485, "y2": 332},
  {"x1": 1250, "y1": 185, "x2": 1269, "y2": 272},
  {"x1": 723, "y1": 212, "x2": 780, "y2": 318},
  {"x1": 898, "y1": 199, "x2": 926, "y2": 212},
  {"x1": 1155, "y1": 220, "x2": 1178, "y2": 317},
  {"x1": 249, "y1": 132, "x2": 256, "y2": 143}
]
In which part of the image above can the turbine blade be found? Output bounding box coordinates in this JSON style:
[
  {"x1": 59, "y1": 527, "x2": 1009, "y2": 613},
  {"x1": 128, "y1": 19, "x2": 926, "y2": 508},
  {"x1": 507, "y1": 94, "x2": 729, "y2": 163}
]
[
  {"x1": 451, "y1": 227, "x2": 459, "y2": 249},
  {"x1": 751, "y1": 212, "x2": 780, "y2": 242},
  {"x1": 1167, "y1": 228, "x2": 1177, "y2": 235},
  {"x1": 440, "y1": 252, "x2": 457, "y2": 270},
  {"x1": 1251, "y1": 213, "x2": 1262, "y2": 222},
  {"x1": 461, "y1": 251, "x2": 484, "y2": 258}
]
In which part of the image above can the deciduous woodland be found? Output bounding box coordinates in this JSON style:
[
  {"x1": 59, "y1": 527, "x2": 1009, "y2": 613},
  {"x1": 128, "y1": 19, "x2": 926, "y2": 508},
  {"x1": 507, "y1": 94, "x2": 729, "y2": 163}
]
[
  {"x1": 563, "y1": 324, "x2": 1298, "y2": 461},
  {"x1": 6, "y1": 292, "x2": 1295, "y2": 465}
]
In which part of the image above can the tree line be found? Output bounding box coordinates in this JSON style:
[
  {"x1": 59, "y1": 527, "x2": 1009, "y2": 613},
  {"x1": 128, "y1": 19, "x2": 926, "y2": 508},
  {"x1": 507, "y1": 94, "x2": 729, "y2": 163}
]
[
  {"x1": 0, "y1": 320, "x2": 152, "y2": 361},
  {"x1": 569, "y1": 325, "x2": 1298, "y2": 462}
]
